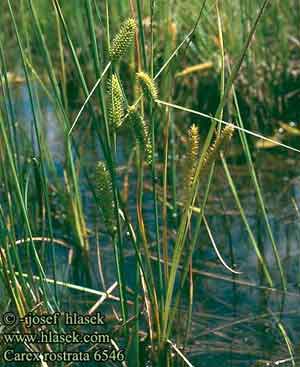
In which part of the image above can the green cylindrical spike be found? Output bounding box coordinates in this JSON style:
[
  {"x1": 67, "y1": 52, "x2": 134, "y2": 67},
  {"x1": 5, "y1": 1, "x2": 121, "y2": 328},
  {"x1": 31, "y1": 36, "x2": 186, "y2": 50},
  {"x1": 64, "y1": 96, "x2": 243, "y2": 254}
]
[
  {"x1": 127, "y1": 106, "x2": 153, "y2": 165},
  {"x1": 107, "y1": 74, "x2": 124, "y2": 129},
  {"x1": 95, "y1": 162, "x2": 116, "y2": 235},
  {"x1": 109, "y1": 18, "x2": 136, "y2": 62},
  {"x1": 136, "y1": 71, "x2": 158, "y2": 101}
]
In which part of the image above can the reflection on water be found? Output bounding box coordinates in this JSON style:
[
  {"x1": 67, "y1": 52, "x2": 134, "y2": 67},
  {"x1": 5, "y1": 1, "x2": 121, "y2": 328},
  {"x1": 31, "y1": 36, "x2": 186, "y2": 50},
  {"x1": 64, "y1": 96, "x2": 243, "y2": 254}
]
[
  {"x1": 9, "y1": 83, "x2": 300, "y2": 366},
  {"x1": 12, "y1": 84, "x2": 64, "y2": 160}
]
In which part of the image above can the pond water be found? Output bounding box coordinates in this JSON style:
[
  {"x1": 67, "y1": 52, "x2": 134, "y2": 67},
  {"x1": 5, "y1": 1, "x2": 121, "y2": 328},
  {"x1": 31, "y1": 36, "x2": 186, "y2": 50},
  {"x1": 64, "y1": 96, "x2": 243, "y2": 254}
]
[{"x1": 7, "y1": 83, "x2": 300, "y2": 366}]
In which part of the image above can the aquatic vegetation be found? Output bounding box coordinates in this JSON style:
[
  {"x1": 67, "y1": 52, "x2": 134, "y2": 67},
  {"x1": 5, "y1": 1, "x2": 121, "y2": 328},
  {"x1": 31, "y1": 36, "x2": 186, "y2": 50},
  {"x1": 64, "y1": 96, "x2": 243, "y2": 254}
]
[{"x1": 0, "y1": 1, "x2": 299, "y2": 367}]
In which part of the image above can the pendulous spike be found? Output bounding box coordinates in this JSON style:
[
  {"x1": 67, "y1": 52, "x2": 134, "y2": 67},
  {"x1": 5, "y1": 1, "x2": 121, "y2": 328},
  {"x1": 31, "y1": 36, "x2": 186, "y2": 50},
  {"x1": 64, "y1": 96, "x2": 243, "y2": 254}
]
[
  {"x1": 95, "y1": 162, "x2": 117, "y2": 235},
  {"x1": 136, "y1": 71, "x2": 158, "y2": 101},
  {"x1": 203, "y1": 124, "x2": 235, "y2": 170},
  {"x1": 127, "y1": 106, "x2": 153, "y2": 165}
]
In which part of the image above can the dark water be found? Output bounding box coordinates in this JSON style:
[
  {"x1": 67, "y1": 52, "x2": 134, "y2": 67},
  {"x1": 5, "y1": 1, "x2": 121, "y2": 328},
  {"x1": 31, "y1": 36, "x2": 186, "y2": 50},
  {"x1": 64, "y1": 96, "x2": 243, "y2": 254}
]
[{"x1": 6, "y1": 83, "x2": 300, "y2": 366}]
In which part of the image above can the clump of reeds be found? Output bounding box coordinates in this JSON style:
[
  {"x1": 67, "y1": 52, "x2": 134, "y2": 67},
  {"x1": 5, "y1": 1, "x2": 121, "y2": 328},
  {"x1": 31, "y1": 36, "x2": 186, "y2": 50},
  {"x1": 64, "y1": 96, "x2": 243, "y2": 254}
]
[
  {"x1": 109, "y1": 18, "x2": 136, "y2": 62},
  {"x1": 95, "y1": 161, "x2": 116, "y2": 235},
  {"x1": 126, "y1": 106, "x2": 152, "y2": 165},
  {"x1": 107, "y1": 74, "x2": 124, "y2": 129},
  {"x1": 136, "y1": 72, "x2": 158, "y2": 101}
]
